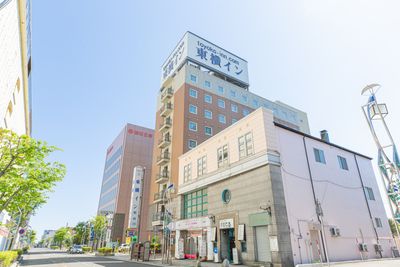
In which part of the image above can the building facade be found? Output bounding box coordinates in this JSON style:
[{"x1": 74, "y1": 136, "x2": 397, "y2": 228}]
[
  {"x1": 97, "y1": 124, "x2": 154, "y2": 244},
  {"x1": 174, "y1": 108, "x2": 392, "y2": 266},
  {"x1": 148, "y1": 32, "x2": 310, "y2": 238},
  {"x1": 0, "y1": 0, "x2": 32, "y2": 251},
  {"x1": 0, "y1": 0, "x2": 32, "y2": 135}
]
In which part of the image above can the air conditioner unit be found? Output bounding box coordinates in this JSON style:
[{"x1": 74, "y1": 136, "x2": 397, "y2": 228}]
[
  {"x1": 358, "y1": 243, "x2": 368, "y2": 252},
  {"x1": 374, "y1": 244, "x2": 383, "y2": 252},
  {"x1": 329, "y1": 227, "x2": 340, "y2": 237}
]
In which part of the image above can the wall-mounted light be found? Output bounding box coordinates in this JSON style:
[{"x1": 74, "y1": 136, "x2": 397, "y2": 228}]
[
  {"x1": 260, "y1": 204, "x2": 272, "y2": 216},
  {"x1": 208, "y1": 214, "x2": 215, "y2": 224}
]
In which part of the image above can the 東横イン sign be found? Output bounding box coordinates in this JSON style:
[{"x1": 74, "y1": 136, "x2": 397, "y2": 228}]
[{"x1": 219, "y1": 218, "x2": 234, "y2": 229}]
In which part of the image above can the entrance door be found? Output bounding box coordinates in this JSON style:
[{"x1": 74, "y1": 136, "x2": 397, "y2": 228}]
[
  {"x1": 220, "y1": 229, "x2": 235, "y2": 262},
  {"x1": 255, "y1": 226, "x2": 271, "y2": 262}
]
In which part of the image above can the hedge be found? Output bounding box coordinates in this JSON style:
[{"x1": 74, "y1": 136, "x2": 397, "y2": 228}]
[
  {"x1": 98, "y1": 247, "x2": 112, "y2": 254},
  {"x1": 11, "y1": 249, "x2": 22, "y2": 257},
  {"x1": 82, "y1": 247, "x2": 92, "y2": 253},
  {"x1": 0, "y1": 251, "x2": 18, "y2": 267},
  {"x1": 22, "y1": 247, "x2": 29, "y2": 254},
  {"x1": 50, "y1": 246, "x2": 60, "y2": 250}
]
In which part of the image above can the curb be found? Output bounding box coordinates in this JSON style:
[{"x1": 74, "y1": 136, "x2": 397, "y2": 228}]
[{"x1": 295, "y1": 257, "x2": 400, "y2": 267}]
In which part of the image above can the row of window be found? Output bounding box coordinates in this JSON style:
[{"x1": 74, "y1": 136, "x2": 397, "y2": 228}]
[
  {"x1": 183, "y1": 188, "x2": 208, "y2": 219},
  {"x1": 313, "y1": 148, "x2": 349, "y2": 171},
  {"x1": 189, "y1": 121, "x2": 219, "y2": 134},
  {"x1": 189, "y1": 88, "x2": 251, "y2": 116},
  {"x1": 189, "y1": 74, "x2": 261, "y2": 107},
  {"x1": 184, "y1": 132, "x2": 254, "y2": 181}
]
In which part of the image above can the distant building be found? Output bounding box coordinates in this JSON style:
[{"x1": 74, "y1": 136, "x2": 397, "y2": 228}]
[
  {"x1": 40, "y1": 229, "x2": 56, "y2": 247},
  {"x1": 0, "y1": 0, "x2": 32, "y2": 135},
  {"x1": 97, "y1": 124, "x2": 154, "y2": 244},
  {"x1": 173, "y1": 108, "x2": 392, "y2": 266},
  {"x1": 148, "y1": 32, "x2": 310, "y2": 239}
]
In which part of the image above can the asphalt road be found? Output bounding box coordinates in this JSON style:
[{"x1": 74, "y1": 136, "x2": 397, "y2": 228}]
[{"x1": 21, "y1": 248, "x2": 151, "y2": 267}]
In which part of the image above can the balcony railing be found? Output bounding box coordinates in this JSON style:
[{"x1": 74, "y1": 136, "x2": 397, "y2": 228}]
[
  {"x1": 159, "y1": 118, "x2": 172, "y2": 132},
  {"x1": 151, "y1": 212, "x2": 165, "y2": 226},
  {"x1": 161, "y1": 88, "x2": 173, "y2": 101},
  {"x1": 160, "y1": 103, "x2": 173, "y2": 117},
  {"x1": 157, "y1": 136, "x2": 171, "y2": 149},
  {"x1": 155, "y1": 171, "x2": 169, "y2": 184},
  {"x1": 154, "y1": 190, "x2": 167, "y2": 203},
  {"x1": 156, "y1": 152, "x2": 170, "y2": 165}
]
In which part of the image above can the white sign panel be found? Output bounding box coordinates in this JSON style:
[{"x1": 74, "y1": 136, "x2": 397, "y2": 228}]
[
  {"x1": 175, "y1": 217, "x2": 211, "y2": 230},
  {"x1": 219, "y1": 218, "x2": 234, "y2": 229},
  {"x1": 161, "y1": 32, "x2": 249, "y2": 85},
  {"x1": 238, "y1": 224, "x2": 245, "y2": 241},
  {"x1": 128, "y1": 166, "x2": 144, "y2": 228}
]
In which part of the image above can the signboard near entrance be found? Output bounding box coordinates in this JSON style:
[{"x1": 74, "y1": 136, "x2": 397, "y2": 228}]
[{"x1": 219, "y1": 219, "x2": 234, "y2": 229}]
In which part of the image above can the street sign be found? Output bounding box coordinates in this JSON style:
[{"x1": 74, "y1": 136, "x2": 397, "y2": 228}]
[
  {"x1": 19, "y1": 228, "x2": 25, "y2": 235},
  {"x1": 213, "y1": 247, "x2": 218, "y2": 254}
]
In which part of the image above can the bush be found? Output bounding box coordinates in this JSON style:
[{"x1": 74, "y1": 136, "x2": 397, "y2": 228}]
[
  {"x1": 82, "y1": 247, "x2": 92, "y2": 253},
  {"x1": 22, "y1": 247, "x2": 29, "y2": 254},
  {"x1": 0, "y1": 251, "x2": 18, "y2": 267},
  {"x1": 11, "y1": 249, "x2": 22, "y2": 257},
  {"x1": 50, "y1": 245, "x2": 60, "y2": 250},
  {"x1": 98, "y1": 247, "x2": 112, "y2": 254}
]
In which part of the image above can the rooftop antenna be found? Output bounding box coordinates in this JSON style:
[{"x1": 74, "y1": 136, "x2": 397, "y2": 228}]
[{"x1": 361, "y1": 84, "x2": 400, "y2": 241}]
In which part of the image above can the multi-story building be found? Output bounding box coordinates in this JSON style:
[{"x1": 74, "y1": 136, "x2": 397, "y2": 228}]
[
  {"x1": 0, "y1": 0, "x2": 32, "y2": 251},
  {"x1": 97, "y1": 124, "x2": 154, "y2": 244},
  {"x1": 40, "y1": 230, "x2": 56, "y2": 247},
  {"x1": 148, "y1": 32, "x2": 310, "y2": 236},
  {"x1": 0, "y1": 0, "x2": 32, "y2": 135},
  {"x1": 174, "y1": 108, "x2": 392, "y2": 266}
]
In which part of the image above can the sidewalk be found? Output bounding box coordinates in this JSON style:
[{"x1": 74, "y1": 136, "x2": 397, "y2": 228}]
[{"x1": 112, "y1": 253, "x2": 248, "y2": 267}]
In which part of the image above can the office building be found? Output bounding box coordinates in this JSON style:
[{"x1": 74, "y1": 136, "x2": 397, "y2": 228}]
[
  {"x1": 148, "y1": 32, "x2": 310, "y2": 236},
  {"x1": 97, "y1": 124, "x2": 154, "y2": 244},
  {"x1": 0, "y1": 0, "x2": 32, "y2": 135},
  {"x1": 173, "y1": 108, "x2": 392, "y2": 266}
]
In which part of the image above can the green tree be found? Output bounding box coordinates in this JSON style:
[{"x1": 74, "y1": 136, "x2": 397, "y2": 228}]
[
  {"x1": 27, "y1": 229, "x2": 36, "y2": 245},
  {"x1": 73, "y1": 221, "x2": 89, "y2": 245},
  {"x1": 91, "y1": 215, "x2": 107, "y2": 249},
  {"x1": 53, "y1": 227, "x2": 73, "y2": 248},
  {"x1": 389, "y1": 219, "x2": 400, "y2": 236},
  {"x1": 0, "y1": 129, "x2": 66, "y2": 216}
]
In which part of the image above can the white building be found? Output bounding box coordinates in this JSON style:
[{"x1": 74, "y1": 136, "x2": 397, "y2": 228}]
[
  {"x1": 172, "y1": 108, "x2": 393, "y2": 266},
  {"x1": 0, "y1": 0, "x2": 32, "y2": 250}
]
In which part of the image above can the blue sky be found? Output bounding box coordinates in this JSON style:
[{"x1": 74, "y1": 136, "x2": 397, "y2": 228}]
[{"x1": 30, "y1": 0, "x2": 400, "y2": 236}]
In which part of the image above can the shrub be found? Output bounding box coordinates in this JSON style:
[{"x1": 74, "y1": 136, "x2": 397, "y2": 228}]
[
  {"x1": 50, "y1": 245, "x2": 60, "y2": 250},
  {"x1": 82, "y1": 247, "x2": 92, "y2": 253},
  {"x1": 0, "y1": 251, "x2": 18, "y2": 267},
  {"x1": 98, "y1": 247, "x2": 112, "y2": 254},
  {"x1": 22, "y1": 247, "x2": 29, "y2": 254},
  {"x1": 11, "y1": 249, "x2": 22, "y2": 256}
]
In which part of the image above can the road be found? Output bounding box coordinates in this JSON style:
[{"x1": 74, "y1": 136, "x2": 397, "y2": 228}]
[{"x1": 21, "y1": 248, "x2": 151, "y2": 267}]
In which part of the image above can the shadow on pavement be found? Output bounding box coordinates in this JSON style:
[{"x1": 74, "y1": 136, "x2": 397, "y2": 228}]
[
  {"x1": 26, "y1": 251, "x2": 67, "y2": 255},
  {"x1": 21, "y1": 255, "x2": 146, "y2": 266}
]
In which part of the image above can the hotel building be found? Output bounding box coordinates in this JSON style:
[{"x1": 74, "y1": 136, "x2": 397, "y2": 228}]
[
  {"x1": 148, "y1": 32, "x2": 310, "y2": 235},
  {"x1": 174, "y1": 108, "x2": 392, "y2": 266},
  {"x1": 97, "y1": 124, "x2": 154, "y2": 243}
]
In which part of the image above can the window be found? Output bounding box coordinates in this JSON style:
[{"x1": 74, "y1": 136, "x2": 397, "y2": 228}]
[
  {"x1": 338, "y1": 156, "x2": 349, "y2": 170},
  {"x1": 241, "y1": 94, "x2": 247, "y2": 102},
  {"x1": 230, "y1": 90, "x2": 236, "y2": 97},
  {"x1": 189, "y1": 88, "x2": 198, "y2": 98},
  {"x1": 197, "y1": 156, "x2": 207, "y2": 177},
  {"x1": 218, "y1": 86, "x2": 224, "y2": 94},
  {"x1": 204, "y1": 110, "x2": 212, "y2": 119},
  {"x1": 218, "y1": 99, "x2": 225, "y2": 108},
  {"x1": 183, "y1": 163, "x2": 192, "y2": 183},
  {"x1": 190, "y1": 74, "x2": 197, "y2": 83},
  {"x1": 188, "y1": 139, "x2": 197, "y2": 149},
  {"x1": 189, "y1": 104, "x2": 197, "y2": 114},
  {"x1": 183, "y1": 188, "x2": 208, "y2": 219},
  {"x1": 189, "y1": 121, "x2": 197, "y2": 131},
  {"x1": 204, "y1": 94, "x2": 212, "y2": 103},
  {"x1": 231, "y1": 103, "x2": 238, "y2": 113},
  {"x1": 218, "y1": 114, "x2": 226, "y2": 124},
  {"x1": 253, "y1": 99, "x2": 259, "y2": 107},
  {"x1": 242, "y1": 109, "x2": 250, "y2": 116},
  {"x1": 314, "y1": 148, "x2": 326, "y2": 164},
  {"x1": 205, "y1": 126, "x2": 213, "y2": 136},
  {"x1": 217, "y1": 145, "x2": 229, "y2": 167},
  {"x1": 232, "y1": 118, "x2": 238, "y2": 124},
  {"x1": 365, "y1": 187, "x2": 375, "y2": 201},
  {"x1": 375, "y1": 217, "x2": 383, "y2": 228},
  {"x1": 238, "y1": 132, "x2": 254, "y2": 158},
  {"x1": 205, "y1": 80, "x2": 211, "y2": 88}
]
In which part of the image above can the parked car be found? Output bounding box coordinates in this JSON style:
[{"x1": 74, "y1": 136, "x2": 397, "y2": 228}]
[
  {"x1": 70, "y1": 244, "x2": 83, "y2": 254},
  {"x1": 118, "y1": 243, "x2": 130, "y2": 252}
]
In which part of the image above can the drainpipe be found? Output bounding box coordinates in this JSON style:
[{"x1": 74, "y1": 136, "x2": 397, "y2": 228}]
[
  {"x1": 302, "y1": 136, "x2": 330, "y2": 264},
  {"x1": 354, "y1": 154, "x2": 381, "y2": 257}
]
